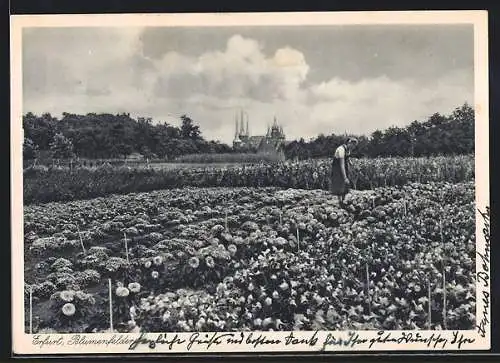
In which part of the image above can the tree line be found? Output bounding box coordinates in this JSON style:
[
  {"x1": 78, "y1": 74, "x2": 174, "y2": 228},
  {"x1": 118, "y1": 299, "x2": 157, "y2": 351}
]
[
  {"x1": 23, "y1": 103, "x2": 474, "y2": 162},
  {"x1": 283, "y1": 103, "x2": 474, "y2": 160},
  {"x1": 22, "y1": 112, "x2": 232, "y2": 161}
]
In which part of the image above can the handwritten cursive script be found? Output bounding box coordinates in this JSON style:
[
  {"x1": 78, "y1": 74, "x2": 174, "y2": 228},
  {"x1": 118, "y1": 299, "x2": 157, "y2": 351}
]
[
  {"x1": 322, "y1": 331, "x2": 367, "y2": 350},
  {"x1": 366, "y1": 331, "x2": 448, "y2": 349},
  {"x1": 128, "y1": 332, "x2": 186, "y2": 350},
  {"x1": 476, "y1": 206, "x2": 490, "y2": 338}
]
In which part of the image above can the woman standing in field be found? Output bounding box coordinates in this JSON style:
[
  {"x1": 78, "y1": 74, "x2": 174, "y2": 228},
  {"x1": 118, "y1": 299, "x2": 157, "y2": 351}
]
[{"x1": 330, "y1": 138, "x2": 358, "y2": 206}]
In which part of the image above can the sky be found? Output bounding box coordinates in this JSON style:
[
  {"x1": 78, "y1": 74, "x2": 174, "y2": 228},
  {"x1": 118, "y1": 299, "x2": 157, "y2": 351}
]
[{"x1": 22, "y1": 25, "x2": 474, "y2": 144}]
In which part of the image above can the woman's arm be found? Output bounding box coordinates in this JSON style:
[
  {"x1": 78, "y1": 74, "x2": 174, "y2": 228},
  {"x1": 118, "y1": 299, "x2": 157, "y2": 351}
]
[{"x1": 336, "y1": 146, "x2": 349, "y2": 182}]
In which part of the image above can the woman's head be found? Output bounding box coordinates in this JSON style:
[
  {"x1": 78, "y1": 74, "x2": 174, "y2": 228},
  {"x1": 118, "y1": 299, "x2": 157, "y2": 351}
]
[{"x1": 346, "y1": 137, "x2": 358, "y2": 151}]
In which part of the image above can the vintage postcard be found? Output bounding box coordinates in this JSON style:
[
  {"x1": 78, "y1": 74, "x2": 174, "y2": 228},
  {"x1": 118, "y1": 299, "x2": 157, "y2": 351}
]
[{"x1": 11, "y1": 11, "x2": 490, "y2": 355}]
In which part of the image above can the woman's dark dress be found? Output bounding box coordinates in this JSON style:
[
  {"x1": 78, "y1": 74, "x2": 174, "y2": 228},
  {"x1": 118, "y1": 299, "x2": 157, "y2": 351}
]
[{"x1": 329, "y1": 145, "x2": 350, "y2": 196}]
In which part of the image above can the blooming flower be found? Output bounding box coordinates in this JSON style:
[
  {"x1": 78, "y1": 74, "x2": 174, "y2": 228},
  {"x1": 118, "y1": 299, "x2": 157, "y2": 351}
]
[
  {"x1": 162, "y1": 311, "x2": 171, "y2": 322},
  {"x1": 129, "y1": 306, "x2": 137, "y2": 319},
  {"x1": 279, "y1": 282, "x2": 289, "y2": 291},
  {"x1": 144, "y1": 260, "x2": 152, "y2": 269},
  {"x1": 188, "y1": 257, "x2": 200, "y2": 269},
  {"x1": 128, "y1": 282, "x2": 141, "y2": 293},
  {"x1": 205, "y1": 256, "x2": 215, "y2": 268},
  {"x1": 62, "y1": 303, "x2": 76, "y2": 316},
  {"x1": 196, "y1": 317, "x2": 206, "y2": 330},
  {"x1": 60, "y1": 290, "x2": 75, "y2": 302},
  {"x1": 151, "y1": 271, "x2": 159, "y2": 279},
  {"x1": 116, "y1": 286, "x2": 130, "y2": 297},
  {"x1": 228, "y1": 244, "x2": 237, "y2": 256},
  {"x1": 253, "y1": 318, "x2": 262, "y2": 327},
  {"x1": 153, "y1": 256, "x2": 163, "y2": 266}
]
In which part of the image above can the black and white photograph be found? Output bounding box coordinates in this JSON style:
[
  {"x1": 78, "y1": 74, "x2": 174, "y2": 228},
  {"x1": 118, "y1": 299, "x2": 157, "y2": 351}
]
[{"x1": 11, "y1": 11, "x2": 490, "y2": 354}]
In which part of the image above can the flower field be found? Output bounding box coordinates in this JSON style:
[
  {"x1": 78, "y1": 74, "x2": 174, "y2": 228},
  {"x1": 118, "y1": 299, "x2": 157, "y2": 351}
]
[
  {"x1": 24, "y1": 180, "x2": 476, "y2": 333},
  {"x1": 23, "y1": 155, "x2": 473, "y2": 204}
]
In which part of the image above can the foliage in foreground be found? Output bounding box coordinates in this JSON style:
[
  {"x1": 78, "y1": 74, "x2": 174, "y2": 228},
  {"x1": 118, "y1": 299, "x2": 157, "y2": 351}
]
[
  {"x1": 174, "y1": 152, "x2": 283, "y2": 164},
  {"x1": 23, "y1": 155, "x2": 474, "y2": 204},
  {"x1": 25, "y1": 183, "x2": 475, "y2": 333}
]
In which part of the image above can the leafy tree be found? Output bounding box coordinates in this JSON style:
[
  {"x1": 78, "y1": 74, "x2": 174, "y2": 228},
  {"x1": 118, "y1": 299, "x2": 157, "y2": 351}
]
[
  {"x1": 180, "y1": 115, "x2": 202, "y2": 140},
  {"x1": 140, "y1": 146, "x2": 155, "y2": 160},
  {"x1": 370, "y1": 130, "x2": 385, "y2": 157},
  {"x1": 20, "y1": 102, "x2": 473, "y2": 161},
  {"x1": 450, "y1": 103, "x2": 474, "y2": 154},
  {"x1": 49, "y1": 133, "x2": 75, "y2": 159},
  {"x1": 23, "y1": 137, "x2": 39, "y2": 160},
  {"x1": 23, "y1": 112, "x2": 58, "y2": 150}
]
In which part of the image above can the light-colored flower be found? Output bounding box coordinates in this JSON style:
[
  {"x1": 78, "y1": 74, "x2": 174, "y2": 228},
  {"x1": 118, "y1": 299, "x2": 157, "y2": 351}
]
[
  {"x1": 228, "y1": 244, "x2": 237, "y2": 256},
  {"x1": 151, "y1": 271, "x2": 159, "y2": 279},
  {"x1": 128, "y1": 282, "x2": 141, "y2": 293},
  {"x1": 60, "y1": 290, "x2": 75, "y2": 302},
  {"x1": 162, "y1": 311, "x2": 171, "y2": 322},
  {"x1": 216, "y1": 283, "x2": 227, "y2": 295},
  {"x1": 144, "y1": 261, "x2": 152, "y2": 269},
  {"x1": 116, "y1": 286, "x2": 130, "y2": 297},
  {"x1": 153, "y1": 256, "x2": 163, "y2": 266},
  {"x1": 205, "y1": 256, "x2": 215, "y2": 268},
  {"x1": 196, "y1": 317, "x2": 206, "y2": 330},
  {"x1": 62, "y1": 303, "x2": 76, "y2": 316},
  {"x1": 188, "y1": 257, "x2": 200, "y2": 269},
  {"x1": 279, "y1": 282, "x2": 289, "y2": 291}
]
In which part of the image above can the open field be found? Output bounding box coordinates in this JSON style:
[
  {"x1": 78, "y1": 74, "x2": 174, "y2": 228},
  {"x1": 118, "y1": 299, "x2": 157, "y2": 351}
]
[
  {"x1": 23, "y1": 155, "x2": 474, "y2": 204},
  {"x1": 24, "y1": 181, "x2": 475, "y2": 333}
]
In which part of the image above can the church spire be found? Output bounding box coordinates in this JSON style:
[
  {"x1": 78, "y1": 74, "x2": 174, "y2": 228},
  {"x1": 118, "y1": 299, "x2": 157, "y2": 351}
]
[
  {"x1": 234, "y1": 113, "x2": 239, "y2": 139},
  {"x1": 245, "y1": 112, "x2": 249, "y2": 136},
  {"x1": 240, "y1": 109, "x2": 245, "y2": 135}
]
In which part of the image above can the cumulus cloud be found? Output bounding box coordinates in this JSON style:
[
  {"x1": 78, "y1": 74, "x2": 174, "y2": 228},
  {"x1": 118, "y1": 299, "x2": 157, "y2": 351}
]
[
  {"x1": 151, "y1": 34, "x2": 309, "y2": 103},
  {"x1": 22, "y1": 28, "x2": 473, "y2": 144}
]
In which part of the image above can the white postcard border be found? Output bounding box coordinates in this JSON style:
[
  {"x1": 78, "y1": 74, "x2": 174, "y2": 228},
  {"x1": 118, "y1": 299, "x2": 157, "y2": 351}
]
[{"x1": 10, "y1": 10, "x2": 490, "y2": 355}]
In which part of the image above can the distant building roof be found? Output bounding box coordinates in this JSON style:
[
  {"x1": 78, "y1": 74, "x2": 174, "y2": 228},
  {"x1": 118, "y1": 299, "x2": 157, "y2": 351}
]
[
  {"x1": 127, "y1": 152, "x2": 144, "y2": 160},
  {"x1": 247, "y1": 135, "x2": 266, "y2": 148}
]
